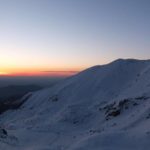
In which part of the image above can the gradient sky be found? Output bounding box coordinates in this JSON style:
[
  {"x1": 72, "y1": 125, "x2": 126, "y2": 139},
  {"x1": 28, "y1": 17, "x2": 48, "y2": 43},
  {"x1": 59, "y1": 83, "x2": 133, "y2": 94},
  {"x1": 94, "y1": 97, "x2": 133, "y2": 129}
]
[{"x1": 0, "y1": 0, "x2": 150, "y2": 76}]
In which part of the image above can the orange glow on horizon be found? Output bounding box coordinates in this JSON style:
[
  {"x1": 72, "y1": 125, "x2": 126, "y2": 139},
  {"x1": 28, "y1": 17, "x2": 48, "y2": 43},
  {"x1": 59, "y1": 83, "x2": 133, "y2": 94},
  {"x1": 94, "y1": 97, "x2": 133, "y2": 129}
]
[
  {"x1": 0, "y1": 70, "x2": 80, "y2": 77},
  {"x1": 0, "y1": 72, "x2": 10, "y2": 75},
  {"x1": 0, "y1": 64, "x2": 86, "y2": 77}
]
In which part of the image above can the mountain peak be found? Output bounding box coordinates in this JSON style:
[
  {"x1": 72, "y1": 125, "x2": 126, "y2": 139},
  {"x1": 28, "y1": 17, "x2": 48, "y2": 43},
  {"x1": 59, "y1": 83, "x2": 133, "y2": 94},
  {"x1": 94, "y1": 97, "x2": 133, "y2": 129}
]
[{"x1": 112, "y1": 58, "x2": 150, "y2": 64}]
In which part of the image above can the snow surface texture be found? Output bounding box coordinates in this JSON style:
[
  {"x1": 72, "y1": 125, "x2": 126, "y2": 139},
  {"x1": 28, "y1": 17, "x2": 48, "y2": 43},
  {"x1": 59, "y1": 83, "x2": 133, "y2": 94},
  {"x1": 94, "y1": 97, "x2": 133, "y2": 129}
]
[{"x1": 0, "y1": 59, "x2": 150, "y2": 150}]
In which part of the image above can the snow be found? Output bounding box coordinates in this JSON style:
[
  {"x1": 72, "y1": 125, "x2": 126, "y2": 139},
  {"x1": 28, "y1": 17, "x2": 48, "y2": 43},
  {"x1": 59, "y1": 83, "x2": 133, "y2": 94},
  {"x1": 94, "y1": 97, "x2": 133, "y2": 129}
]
[{"x1": 0, "y1": 59, "x2": 150, "y2": 150}]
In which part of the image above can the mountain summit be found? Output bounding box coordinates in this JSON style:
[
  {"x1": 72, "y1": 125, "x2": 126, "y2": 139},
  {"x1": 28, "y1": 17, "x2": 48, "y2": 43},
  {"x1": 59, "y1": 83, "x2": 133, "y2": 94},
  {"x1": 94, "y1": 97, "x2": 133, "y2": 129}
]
[{"x1": 0, "y1": 59, "x2": 150, "y2": 150}]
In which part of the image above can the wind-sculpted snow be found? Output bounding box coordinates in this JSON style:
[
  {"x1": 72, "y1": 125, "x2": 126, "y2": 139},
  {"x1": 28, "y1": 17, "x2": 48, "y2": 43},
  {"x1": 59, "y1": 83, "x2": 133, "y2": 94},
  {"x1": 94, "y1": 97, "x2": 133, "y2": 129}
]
[{"x1": 0, "y1": 59, "x2": 150, "y2": 150}]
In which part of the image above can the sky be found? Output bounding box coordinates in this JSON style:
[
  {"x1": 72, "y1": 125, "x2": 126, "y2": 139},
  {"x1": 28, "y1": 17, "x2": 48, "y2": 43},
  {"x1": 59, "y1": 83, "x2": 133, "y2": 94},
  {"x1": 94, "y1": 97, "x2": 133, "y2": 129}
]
[{"x1": 0, "y1": 0, "x2": 150, "y2": 76}]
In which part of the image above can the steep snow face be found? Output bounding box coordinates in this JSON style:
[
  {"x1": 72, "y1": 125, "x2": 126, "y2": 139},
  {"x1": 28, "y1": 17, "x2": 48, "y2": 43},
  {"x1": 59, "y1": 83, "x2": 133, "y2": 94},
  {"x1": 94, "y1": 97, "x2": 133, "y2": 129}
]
[{"x1": 0, "y1": 59, "x2": 150, "y2": 150}]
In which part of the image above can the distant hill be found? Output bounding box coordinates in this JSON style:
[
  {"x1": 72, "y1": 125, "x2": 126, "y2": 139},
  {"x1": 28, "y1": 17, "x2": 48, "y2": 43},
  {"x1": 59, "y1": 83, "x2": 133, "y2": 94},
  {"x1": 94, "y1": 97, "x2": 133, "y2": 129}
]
[{"x1": 0, "y1": 85, "x2": 42, "y2": 102}]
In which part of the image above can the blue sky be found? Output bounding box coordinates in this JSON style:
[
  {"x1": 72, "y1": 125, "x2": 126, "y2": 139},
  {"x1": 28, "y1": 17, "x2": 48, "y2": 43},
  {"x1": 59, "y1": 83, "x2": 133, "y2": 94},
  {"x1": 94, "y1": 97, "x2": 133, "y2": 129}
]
[{"x1": 0, "y1": 0, "x2": 149, "y2": 74}]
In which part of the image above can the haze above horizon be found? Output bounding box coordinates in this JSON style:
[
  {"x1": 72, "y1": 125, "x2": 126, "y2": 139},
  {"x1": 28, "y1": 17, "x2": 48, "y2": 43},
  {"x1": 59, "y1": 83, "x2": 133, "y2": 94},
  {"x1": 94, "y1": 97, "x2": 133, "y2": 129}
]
[{"x1": 0, "y1": 0, "x2": 150, "y2": 76}]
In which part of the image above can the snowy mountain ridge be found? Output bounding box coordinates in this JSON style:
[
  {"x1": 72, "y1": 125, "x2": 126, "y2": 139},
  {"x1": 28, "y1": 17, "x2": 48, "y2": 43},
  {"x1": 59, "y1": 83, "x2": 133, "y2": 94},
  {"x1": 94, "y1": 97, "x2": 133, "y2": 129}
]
[{"x1": 0, "y1": 59, "x2": 150, "y2": 150}]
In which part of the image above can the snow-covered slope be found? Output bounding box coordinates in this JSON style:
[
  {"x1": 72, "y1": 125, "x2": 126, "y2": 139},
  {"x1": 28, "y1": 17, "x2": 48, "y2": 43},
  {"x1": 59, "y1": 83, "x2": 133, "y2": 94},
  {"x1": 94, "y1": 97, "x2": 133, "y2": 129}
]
[{"x1": 0, "y1": 59, "x2": 150, "y2": 150}]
